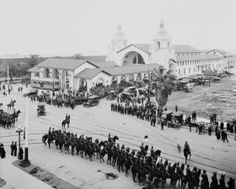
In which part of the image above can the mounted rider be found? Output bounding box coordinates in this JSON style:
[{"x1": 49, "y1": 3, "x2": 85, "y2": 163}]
[{"x1": 184, "y1": 141, "x2": 191, "y2": 164}]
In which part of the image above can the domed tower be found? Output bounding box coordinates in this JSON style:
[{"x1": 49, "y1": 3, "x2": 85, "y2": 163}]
[
  {"x1": 106, "y1": 23, "x2": 128, "y2": 61},
  {"x1": 150, "y1": 20, "x2": 176, "y2": 73}
]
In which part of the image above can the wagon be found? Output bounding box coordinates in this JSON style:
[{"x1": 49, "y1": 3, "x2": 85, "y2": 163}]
[
  {"x1": 37, "y1": 102, "x2": 46, "y2": 116},
  {"x1": 106, "y1": 91, "x2": 117, "y2": 100},
  {"x1": 83, "y1": 95, "x2": 100, "y2": 107}
]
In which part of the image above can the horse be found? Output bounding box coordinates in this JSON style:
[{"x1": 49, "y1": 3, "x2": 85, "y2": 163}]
[
  {"x1": 7, "y1": 100, "x2": 16, "y2": 110},
  {"x1": 62, "y1": 117, "x2": 70, "y2": 129},
  {"x1": 13, "y1": 110, "x2": 21, "y2": 121},
  {"x1": 42, "y1": 134, "x2": 48, "y2": 145}
]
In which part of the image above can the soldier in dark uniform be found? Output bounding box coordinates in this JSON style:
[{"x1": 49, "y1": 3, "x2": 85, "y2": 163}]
[
  {"x1": 228, "y1": 177, "x2": 235, "y2": 189},
  {"x1": 161, "y1": 120, "x2": 164, "y2": 130},
  {"x1": 14, "y1": 142, "x2": 17, "y2": 156},
  {"x1": 10, "y1": 141, "x2": 14, "y2": 156},
  {"x1": 200, "y1": 170, "x2": 209, "y2": 189},
  {"x1": 0, "y1": 144, "x2": 6, "y2": 158},
  {"x1": 219, "y1": 174, "x2": 226, "y2": 189},
  {"x1": 220, "y1": 122, "x2": 224, "y2": 130},
  {"x1": 210, "y1": 172, "x2": 218, "y2": 189}
]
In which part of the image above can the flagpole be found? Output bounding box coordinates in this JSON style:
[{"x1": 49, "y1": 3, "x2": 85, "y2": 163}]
[{"x1": 24, "y1": 97, "x2": 29, "y2": 162}]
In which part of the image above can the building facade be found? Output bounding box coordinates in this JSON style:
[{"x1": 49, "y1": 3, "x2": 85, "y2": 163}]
[
  {"x1": 106, "y1": 21, "x2": 235, "y2": 78},
  {"x1": 29, "y1": 21, "x2": 236, "y2": 92}
]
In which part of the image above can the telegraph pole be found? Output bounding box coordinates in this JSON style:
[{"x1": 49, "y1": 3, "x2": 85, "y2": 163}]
[
  {"x1": 7, "y1": 64, "x2": 10, "y2": 89},
  {"x1": 148, "y1": 69, "x2": 151, "y2": 104}
]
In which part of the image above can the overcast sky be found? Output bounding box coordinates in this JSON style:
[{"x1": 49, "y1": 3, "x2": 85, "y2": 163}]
[{"x1": 0, "y1": 0, "x2": 235, "y2": 56}]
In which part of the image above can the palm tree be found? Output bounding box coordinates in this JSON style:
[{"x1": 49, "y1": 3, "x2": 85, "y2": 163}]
[{"x1": 153, "y1": 66, "x2": 177, "y2": 112}]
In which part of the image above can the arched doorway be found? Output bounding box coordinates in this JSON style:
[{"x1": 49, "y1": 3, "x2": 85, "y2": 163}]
[
  {"x1": 122, "y1": 51, "x2": 145, "y2": 66},
  {"x1": 96, "y1": 78, "x2": 104, "y2": 87},
  {"x1": 43, "y1": 68, "x2": 50, "y2": 78},
  {"x1": 79, "y1": 78, "x2": 87, "y2": 91},
  {"x1": 52, "y1": 69, "x2": 59, "y2": 79}
]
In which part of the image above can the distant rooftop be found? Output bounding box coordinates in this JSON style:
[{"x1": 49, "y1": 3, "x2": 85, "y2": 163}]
[
  {"x1": 173, "y1": 45, "x2": 202, "y2": 54},
  {"x1": 36, "y1": 58, "x2": 93, "y2": 70},
  {"x1": 102, "y1": 63, "x2": 160, "y2": 76},
  {"x1": 29, "y1": 58, "x2": 118, "y2": 72},
  {"x1": 176, "y1": 54, "x2": 221, "y2": 62},
  {"x1": 74, "y1": 68, "x2": 104, "y2": 79},
  {"x1": 28, "y1": 66, "x2": 40, "y2": 72},
  {"x1": 89, "y1": 61, "x2": 118, "y2": 68},
  {"x1": 75, "y1": 63, "x2": 160, "y2": 79},
  {"x1": 117, "y1": 43, "x2": 202, "y2": 54},
  {"x1": 79, "y1": 55, "x2": 107, "y2": 62}
]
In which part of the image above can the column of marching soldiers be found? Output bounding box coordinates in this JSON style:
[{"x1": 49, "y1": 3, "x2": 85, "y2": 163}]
[{"x1": 42, "y1": 128, "x2": 235, "y2": 189}]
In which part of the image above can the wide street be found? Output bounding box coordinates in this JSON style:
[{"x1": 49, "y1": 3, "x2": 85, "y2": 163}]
[{"x1": 0, "y1": 85, "x2": 236, "y2": 188}]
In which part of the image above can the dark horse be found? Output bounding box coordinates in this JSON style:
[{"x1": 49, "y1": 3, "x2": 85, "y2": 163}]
[
  {"x1": 183, "y1": 143, "x2": 191, "y2": 164},
  {"x1": 62, "y1": 117, "x2": 70, "y2": 129},
  {"x1": 13, "y1": 110, "x2": 21, "y2": 121},
  {"x1": 42, "y1": 133, "x2": 54, "y2": 148}
]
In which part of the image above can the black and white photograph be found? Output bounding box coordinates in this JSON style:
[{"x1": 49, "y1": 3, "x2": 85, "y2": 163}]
[{"x1": 0, "y1": 0, "x2": 236, "y2": 189}]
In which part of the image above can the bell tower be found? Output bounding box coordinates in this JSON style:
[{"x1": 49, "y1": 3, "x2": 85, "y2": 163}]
[
  {"x1": 106, "y1": 23, "x2": 128, "y2": 61},
  {"x1": 150, "y1": 20, "x2": 176, "y2": 72}
]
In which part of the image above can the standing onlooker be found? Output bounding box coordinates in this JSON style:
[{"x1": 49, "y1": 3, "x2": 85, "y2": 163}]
[
  {"x1": 219, "y1": 174, "x2": 226, "y2": 189},
  {"x1": 10, "y1": 141, "x2": 14, "y2": 156},
  {"x1": 175, "y1": 105, "x2": 178, "y2": 112},
  {"x1": 0, "y1": 144, "x2": 6, "y2": 158},
  {"x1": 14, "y1": 142, "x2": 17, "y2": 156},
  {"x1": 200, "y1": 170, "x2": 209, "y2": 189}
]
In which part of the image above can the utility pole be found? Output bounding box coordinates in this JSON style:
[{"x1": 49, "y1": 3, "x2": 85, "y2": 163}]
[
  {"x1": 148, "y1": 69, "x2": 151, "y2": 104},
  {"x1": 24, "y1": 97, "x2": 29, "y2": 162},
  {"x1": 7, "y1": 64, "x2": 10, "y2": 89}
]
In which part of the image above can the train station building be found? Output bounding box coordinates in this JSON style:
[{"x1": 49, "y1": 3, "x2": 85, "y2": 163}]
[{"x1": 29, "y1": 21, "x2": 236, "y2": 92}]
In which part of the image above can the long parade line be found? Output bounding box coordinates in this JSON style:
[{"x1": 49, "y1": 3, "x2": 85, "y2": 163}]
[
  {"x1": 18, "y1": 106, "x2": 236, "y2": 178},
  {"x1": 1, "y1": 126, "x2": 236, "y2": 178},
  {"x1": 2, "y1": 96, "x2": 236, "y2": 179}
]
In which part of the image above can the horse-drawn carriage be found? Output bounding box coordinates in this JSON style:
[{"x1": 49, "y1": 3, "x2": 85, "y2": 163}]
[
  {"x1": 37, "y1": 102, "x2": 46, "y2": 116},
  {"x1": 23, "y1": 90, "x2": 38, "y2": 98},
  {"x1": 83, "y1": 95, "x2": 100, "y2": 107}
]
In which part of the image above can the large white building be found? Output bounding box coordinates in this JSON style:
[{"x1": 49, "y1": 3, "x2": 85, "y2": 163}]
[
  {"x1": 29, "y1": 21, "x2": 236, "y2": 92},
  {"x1": 106, "y1": 21, "x2": 235, "y2": 77}
]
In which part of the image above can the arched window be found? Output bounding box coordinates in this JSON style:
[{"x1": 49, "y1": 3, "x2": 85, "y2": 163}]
[
  {"x1": 120, "y1": 75, "x2": 126, "y2": 82},
  {"x1": 44, "y1": 68, "x2": 50, "y2": 78},
  {"x1": 155, "y1": 41, "x2": 161, "y2": 51},
  {"x1": 53, "y1": 69, "x2": 59, "y2": 79},
  {"x1": 129, "y1": 74, "x2": 134, "y2": 82},
  {"x1": 136, "y1": 73, "x2": 142, "y2": 81}
]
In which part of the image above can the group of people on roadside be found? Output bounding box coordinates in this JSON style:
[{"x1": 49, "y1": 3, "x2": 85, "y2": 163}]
[{"x1": 110, "y1": 100, "x2": 159, "y2": 127}]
